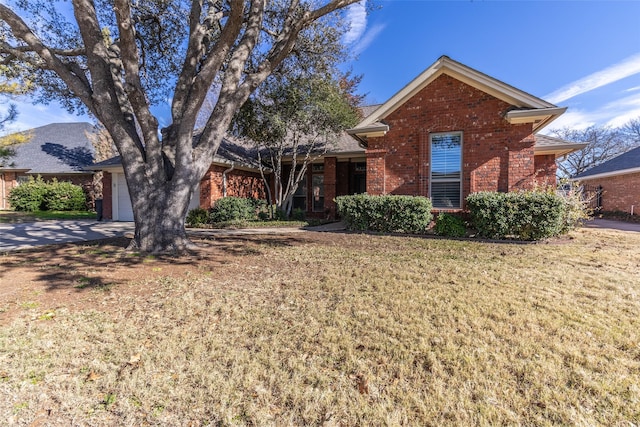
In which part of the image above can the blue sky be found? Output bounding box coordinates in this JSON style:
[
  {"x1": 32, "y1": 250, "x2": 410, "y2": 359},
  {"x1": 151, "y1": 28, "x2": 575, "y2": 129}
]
[{"x1": 4, "y1": 0, "x2": 640, "y2": 134}]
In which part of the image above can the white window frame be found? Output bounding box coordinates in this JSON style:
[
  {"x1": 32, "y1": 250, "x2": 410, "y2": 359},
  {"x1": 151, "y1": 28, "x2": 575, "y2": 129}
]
[{"x1": 429, "y1": 132, "x2": 463, "y2": 209}]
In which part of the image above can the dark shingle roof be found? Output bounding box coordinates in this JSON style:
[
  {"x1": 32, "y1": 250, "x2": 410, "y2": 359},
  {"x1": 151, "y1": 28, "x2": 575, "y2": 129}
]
[
  {"x1": 574, "y1": 145, "x2": 640, "y2": 179},
  {"x1": 2, "y1": 122, "x2": 96, "y2": 174},
  {"x1": 89, "y1": 135, "x2": 262, "y2": 171}
]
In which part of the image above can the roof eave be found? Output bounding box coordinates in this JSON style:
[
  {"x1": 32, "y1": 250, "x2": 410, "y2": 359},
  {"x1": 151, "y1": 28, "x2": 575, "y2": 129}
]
[
  {"x1": 535, "y1": 142, "x2": 587, "y2": 157},
  {"x1": 571, "y1": 166, "x2": 640, "y2": 181},
  {"x1": 0, "y1": 168, "x2": 31, "y2": 173},
  {"x1": 506, "y1": 107, "x2": 568, "y2": 132}
]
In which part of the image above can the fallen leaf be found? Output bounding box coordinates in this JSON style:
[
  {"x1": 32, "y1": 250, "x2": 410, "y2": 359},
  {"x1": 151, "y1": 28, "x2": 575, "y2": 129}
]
[
  {"x1": 357, "y1": 375, "x2": 369, "y2": 395},
  {"x1": 86, "y1": 371, "x2": 101, "y2": 382}
]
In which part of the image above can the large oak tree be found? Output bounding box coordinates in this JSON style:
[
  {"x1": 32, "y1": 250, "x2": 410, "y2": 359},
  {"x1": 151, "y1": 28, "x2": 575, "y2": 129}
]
[{"x1": 0, "y1": 0, "x2": 361, "y2": 253}]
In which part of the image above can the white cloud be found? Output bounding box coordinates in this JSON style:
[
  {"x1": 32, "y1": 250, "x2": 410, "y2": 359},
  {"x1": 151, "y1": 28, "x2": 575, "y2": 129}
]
[
  {"x1": 343, "y1": 1, "x2": 368, "y2": 45},
  {"x1": 545, "y1": 52, "x2": 640, "y2": 104},
  {"x1": 351, "y1": 23, "x2": 385, "y2": 56},
  {"x1": 543, "y1": 110, "x2": 597, "y2": 132},
  {"x1": 542, "y1": 92, "x2": 640, "y2": 133}
]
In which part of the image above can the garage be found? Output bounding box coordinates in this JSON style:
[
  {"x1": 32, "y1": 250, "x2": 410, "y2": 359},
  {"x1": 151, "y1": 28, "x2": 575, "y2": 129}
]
[{"x1": 112, "y1": 172, "x2": 200, "y2": 221}]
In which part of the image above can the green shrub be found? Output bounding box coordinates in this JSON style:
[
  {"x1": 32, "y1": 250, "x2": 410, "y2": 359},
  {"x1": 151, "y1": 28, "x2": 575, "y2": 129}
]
[
  {"x1": 466, "y1": 191, "x2": 566, "y2": 240},
  {"x1": 336, "y1": 194, "x2": 432, "y2": 234},
  {"x1": 558, "y1": 181, "x2": 591, "y2": 233},
  {"x1": 291, "y1": 207, "x2": 306, "y2": 221},
  {"x1": 9, "y1": 176, "x2": 86, "y2": 212},
  {"x1": 43, "y1": 180, "x2": 87, "y2": 211},
  {"x1": 434, "y1": 212, "x2": 467, "y2": 237},
  {"x1": 8, "y1": 176, "x2": 48, "y2": 211},
  {"x1": 186, "y1": 207, "x2": 210, "y2": 227},
  {"x1": 209, "y1": 197, "x2": 257, "y2": 223}
]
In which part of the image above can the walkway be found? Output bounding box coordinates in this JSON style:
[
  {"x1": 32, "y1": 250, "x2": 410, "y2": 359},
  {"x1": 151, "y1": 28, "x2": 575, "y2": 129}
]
[{"x1": 583, "y1": 218, "x2": 640, "y2": 232}]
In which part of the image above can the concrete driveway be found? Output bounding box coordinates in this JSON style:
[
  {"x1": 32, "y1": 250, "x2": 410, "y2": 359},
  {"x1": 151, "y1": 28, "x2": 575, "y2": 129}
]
[
  {"x1": 0, "y1": 220, "x2": 134, "y2": 252},
  {"x1": 583, "y1": 218, "x2": 640, "y2": 232}
]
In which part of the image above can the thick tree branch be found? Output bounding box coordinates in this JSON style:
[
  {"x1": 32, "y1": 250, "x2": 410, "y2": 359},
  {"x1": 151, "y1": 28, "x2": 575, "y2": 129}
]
[
  {"x1": 113, "y1": 0, "x2": 160, "y2": 170},
  {"x1": 172, "y1": 0, "x2": 244, "y2": 136},
  {"x1": 9, "y1": 45, "x2": 86, "y2": 57},
  {"x1": 71, "y1": 0, "x2": 146, "y2": 169},
  {"x1": 0, "y1": 4, "x2": 94, "y2": 110}
]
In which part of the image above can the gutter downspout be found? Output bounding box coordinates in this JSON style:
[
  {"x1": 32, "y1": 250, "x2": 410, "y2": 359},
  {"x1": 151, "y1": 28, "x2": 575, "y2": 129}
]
[{"x1": 222, "y1": 163, "x2": 235, "y2": 198}]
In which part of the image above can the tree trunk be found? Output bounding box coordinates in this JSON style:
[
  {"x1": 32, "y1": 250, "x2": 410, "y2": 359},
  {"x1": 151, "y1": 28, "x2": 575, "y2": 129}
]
[{"x1": 123, "y1": 159, "x2": 202, "y2": 254}]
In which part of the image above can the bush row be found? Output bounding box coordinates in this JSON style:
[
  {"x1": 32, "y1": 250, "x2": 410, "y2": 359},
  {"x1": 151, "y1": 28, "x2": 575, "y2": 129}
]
[
  {"x1": 186, "y1": 197, "x2": 268, "y2": 227},
  {"x1": 9, "y1": 176, "x2": 87, "y2": 212},
  {"x1": 336, "y1": 189, "x2": 588, "y2": 240},
  {"x1": 335, "y1": 194, "x2": 433, "y2": 234}
]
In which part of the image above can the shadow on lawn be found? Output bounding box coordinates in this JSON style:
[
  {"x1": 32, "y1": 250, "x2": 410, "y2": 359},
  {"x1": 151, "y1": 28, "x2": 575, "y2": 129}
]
[{"x1": 0, "y1": 234, "x2": 310, "y2": 294}]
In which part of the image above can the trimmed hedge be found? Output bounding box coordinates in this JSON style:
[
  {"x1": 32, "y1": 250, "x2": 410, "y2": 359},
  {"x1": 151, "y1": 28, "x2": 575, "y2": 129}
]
[
  {"x1": 185, "y1": 207, "x2": 209, "y2": 227},
  {"x1": 466, "y1": 191, "x2": 566, "y2": 240},
  {"x1": 9, "y1": 176, "x2": 86, "y2": 212},
  {"x1": 434, "y1": 212, "x2": 467, "y2": 237},
  {"x1": 336, "y1": 194, "x2": 432, "y2": 234},
  {"x1": 209, "y1": 197, "x2": 257, "y2": 223}
]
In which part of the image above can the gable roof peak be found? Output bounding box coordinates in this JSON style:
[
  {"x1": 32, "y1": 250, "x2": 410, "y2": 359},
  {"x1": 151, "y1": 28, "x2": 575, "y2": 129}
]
[{"x1": 348, "y1": 56, "x2": 565, "y2": 139}]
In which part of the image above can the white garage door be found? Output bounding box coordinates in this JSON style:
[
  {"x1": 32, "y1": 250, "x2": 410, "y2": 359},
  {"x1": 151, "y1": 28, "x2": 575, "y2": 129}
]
[
  {"x1": 113, "y1": 173, "x2": 200, "y2": 221},
  {"x1": 115, "y1": 173, "x2": 134, "y2": 221}
]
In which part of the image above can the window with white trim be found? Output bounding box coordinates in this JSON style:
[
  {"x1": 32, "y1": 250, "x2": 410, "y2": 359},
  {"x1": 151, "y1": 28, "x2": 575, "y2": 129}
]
[{"x1": 430, "y1": 132, "x2": 462, "y2": 209}]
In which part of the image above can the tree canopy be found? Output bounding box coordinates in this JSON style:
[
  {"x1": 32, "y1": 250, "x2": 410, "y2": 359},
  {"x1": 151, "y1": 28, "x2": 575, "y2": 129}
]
[
  {"x1": 233, "y1": 71, "x2": 362, "y2": 216},
  {"x1": 0, "y1": 0, "x2": 362, "y2": 252}
]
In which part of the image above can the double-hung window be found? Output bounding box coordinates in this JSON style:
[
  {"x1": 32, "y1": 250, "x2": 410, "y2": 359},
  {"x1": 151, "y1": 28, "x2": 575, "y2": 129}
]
[{"x1": 430, "y1": 132, "x2": 462, "y2": 209}]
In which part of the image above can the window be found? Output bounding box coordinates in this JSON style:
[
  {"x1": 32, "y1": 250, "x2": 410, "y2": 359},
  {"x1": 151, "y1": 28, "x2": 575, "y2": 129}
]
[
  {"x1": 430, "y1": 132, "x2": 462, "y2": 209},
  {"x1": 292, "y1": 176, "x2": 307, "y2": 211},
  {"x1": 312, "y1": 175, "x2": 324, "y2": 212}
]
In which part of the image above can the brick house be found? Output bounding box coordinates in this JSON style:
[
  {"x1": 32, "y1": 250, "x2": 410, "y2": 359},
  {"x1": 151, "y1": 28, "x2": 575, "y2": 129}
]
[
  {"x1": 94, "y1": 56, "x2": 586, "y2": 221},
  {"x1": 345, "y1": 56, "x2": 585, "y2": 211},
  {"x1": 0, "y1": 122, "x2": 96, "y2": 210},
  {"x1": 91, "y1": 136, "x2": 266, "y2": 221},
  {"x1": 573, "y1": 145, "x2": 640, "y2": 215}
]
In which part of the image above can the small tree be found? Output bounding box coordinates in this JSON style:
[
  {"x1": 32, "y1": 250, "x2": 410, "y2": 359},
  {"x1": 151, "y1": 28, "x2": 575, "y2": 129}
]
[{"x1": 233, "y1": 73, "x2": 361, "y2": 217}]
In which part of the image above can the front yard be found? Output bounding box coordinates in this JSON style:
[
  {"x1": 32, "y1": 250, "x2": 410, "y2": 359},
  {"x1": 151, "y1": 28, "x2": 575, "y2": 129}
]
[{"x1": 0, "y1": 227, "x2": 638, "y2": 425}]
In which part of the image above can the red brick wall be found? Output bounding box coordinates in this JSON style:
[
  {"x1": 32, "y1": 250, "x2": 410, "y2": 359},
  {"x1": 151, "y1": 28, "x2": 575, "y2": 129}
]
[
  {"x1": 1, "y1": 172, "x2": 19, "y2": 209},
  {"x1": 323, "y1": 157, "x2": 337, "y2": 217},
  {"x1": 102, "y1": 172, "x2": 113, "y2": 220},
  {"x1": 365, "y1": 74, "x2": 542, "y2": 206},
  {"x1": 585, "y1": 172, "x2": 640, "y2": 214},
  {"x1": 534, "y1": 155, "x2": 558, "y2": 187},
  {"x1": 200, "y1": 165, "x2": 265, "y2": 208}
]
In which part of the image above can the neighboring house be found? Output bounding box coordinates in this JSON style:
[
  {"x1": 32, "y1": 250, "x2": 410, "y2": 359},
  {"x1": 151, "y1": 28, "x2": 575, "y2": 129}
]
[
  {"x1": 93, "y1": 56, "x2": 586, "y2": 221},
  {"x1": 573, "y1": 145, "x2": 640, "y2": 214},
  {"x1": 0, "y1": 122, "x2": 96, "y2": 210},
  {"x1": 89, "y1": 137, "x2": 266, "y2": 221}
]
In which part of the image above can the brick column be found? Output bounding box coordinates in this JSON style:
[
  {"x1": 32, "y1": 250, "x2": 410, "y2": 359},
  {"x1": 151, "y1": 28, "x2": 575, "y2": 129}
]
[
  {"x1": 323, "y1": 157, "x2": 337, "y2": 218},
  {"x1": 102, "y1": 172, "x2": 113, "y2": 220},
  {"x1": 366, "y1": 149, "x2": 386, "y2": 195}
]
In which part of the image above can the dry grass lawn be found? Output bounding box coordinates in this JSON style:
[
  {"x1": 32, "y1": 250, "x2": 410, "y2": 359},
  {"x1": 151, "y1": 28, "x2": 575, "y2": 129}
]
[{"x1": 1, "y1": 227, "x2": 639, "y2": 425}]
